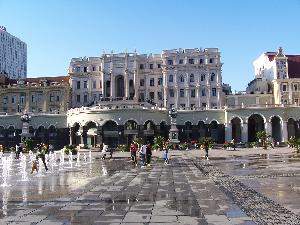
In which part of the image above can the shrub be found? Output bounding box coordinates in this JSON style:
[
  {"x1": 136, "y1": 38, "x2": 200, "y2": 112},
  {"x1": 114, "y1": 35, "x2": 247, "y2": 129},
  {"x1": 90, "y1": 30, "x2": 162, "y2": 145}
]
[
  {"x1": 199, "y1": 137, "x2": 215, "y2": 149},
  {"x1": 117, "y1": 144, "x2": 129, "y2": 152},
  {"x1": 153, "y1": 135, "x2": 164, "y2": 150},
  {"x1": 64, "y1": 145, "x2": 77, "y2": 155}
]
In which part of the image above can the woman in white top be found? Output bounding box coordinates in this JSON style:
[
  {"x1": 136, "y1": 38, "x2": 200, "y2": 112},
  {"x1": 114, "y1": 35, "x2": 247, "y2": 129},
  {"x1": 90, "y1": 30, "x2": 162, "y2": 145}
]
[{"x1": 102, "y1": 144, "x2": 108, "y2": 160}]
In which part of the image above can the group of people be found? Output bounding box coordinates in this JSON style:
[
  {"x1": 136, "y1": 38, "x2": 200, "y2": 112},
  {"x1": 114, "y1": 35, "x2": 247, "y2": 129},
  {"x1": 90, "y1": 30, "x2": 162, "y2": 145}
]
[
  {"x1": 129, "y1": 143, "x2": 153, "y2": 167},
  {"x1": 129, "y1": 142, "x2": 170, "y2": 167},
  {"x1": 101, "y1": 144, "x2": 113, "y2": 160}
]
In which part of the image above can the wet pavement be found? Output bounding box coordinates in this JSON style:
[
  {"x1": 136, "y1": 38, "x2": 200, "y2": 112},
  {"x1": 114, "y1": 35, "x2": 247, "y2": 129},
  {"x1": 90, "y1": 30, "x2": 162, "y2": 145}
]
[{"x1": 0, "y1": 148, "x2": 300, "y2": 224}]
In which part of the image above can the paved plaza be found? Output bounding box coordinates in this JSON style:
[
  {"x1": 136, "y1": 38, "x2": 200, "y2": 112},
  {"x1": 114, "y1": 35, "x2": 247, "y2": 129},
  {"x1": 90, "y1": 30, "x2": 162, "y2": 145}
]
[{"x1": 0, "y1": 148, "x2": 300, "y2": 225}]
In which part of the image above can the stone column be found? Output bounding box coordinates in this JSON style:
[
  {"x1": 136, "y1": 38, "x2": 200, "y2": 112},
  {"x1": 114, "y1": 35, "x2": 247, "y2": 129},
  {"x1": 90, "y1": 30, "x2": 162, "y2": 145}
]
[
  {"x1": 225, "y1": 123, "x2": 232, "y2": 141},
  {"x1": 265, "y1": 122, "x2": 272, "y2": 135},
  {"x1": 110, "y1": 73, "x2": 115, "y2": 99},
  {"x1": 206, "y1": 86, "x2": 211, "y2": 109},
  {"x1": 79, "y1": 125, "x2": 84, "y2": 144},
  {"x1": 69, "y1": 127, "x2": 73, "y2": 145},
  {"x1": 163, "y1": 86, "x2": 168, "y2": 108},
  {"x1": 242, "y1": 123, "x2": 248, "y2": 143},
  {"x1": 96, "y1": 126, "x2": 102, "y2": 146},
  {"x1": 282, "y1": 121, "x2": 288, "y2": 142},
  {"x1": 124, "y1": 70, "x2": 129, "y2": 99},
  {"x1": 196, "y1": 85, "x2": 200, "y2": 108},
  {"x1": 133, "y1": 70, "x2": 139, "y2": 101},
  {"x1": 185, "y1": 87, "x2": 190, "y2": 109},
  {"x1": 174, "y1": 70, "x2": 178, "y2": 108}
]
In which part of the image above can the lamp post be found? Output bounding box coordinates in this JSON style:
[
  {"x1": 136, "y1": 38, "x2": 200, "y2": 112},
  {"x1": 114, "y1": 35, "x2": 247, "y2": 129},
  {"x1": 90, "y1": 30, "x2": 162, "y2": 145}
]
[
  {"x1": 168, "y1": 106, "x2": 180, "y2": 145},
  {"x1": 20, "y1": 112, "x2": 32, "y2": 142}
]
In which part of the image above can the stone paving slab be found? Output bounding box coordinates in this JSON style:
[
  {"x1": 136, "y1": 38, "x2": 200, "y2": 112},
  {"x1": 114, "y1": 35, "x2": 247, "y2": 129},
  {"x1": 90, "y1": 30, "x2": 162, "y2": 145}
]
[{"x1": 1, "y1": 148, "x2": 300, "y2": 224}]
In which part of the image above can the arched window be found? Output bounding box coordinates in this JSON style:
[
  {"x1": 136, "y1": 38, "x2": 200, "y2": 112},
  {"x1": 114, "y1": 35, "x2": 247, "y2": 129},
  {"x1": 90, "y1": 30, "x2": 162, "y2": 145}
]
[
  {"x1": 211, "y1": 73, "x2": 215, "y2": 82},
  {"x1": 180, "y1": 75, "x2": 185, "y2": 83},
  {"x1": 190, "y1": 74, "x2": 194, "y2": 83},
  {"x1": 169, "y1": 74, "x2": 173, "y2": 82},
  {"x1": 201, "y1": 74, "x2": 205, "y2": 81}
]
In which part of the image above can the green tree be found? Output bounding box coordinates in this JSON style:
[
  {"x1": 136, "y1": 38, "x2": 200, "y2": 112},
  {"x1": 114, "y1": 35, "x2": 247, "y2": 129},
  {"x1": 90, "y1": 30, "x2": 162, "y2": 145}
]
[
  {"x1": 153, "y1": 135, "x2": 164, "y2": 150},
  {"x1": 22, "y1": 139, "x2": 33, "y2": 153},
  {"x1": 256, "y1": 131, "x2": 271, "y2": 149}
]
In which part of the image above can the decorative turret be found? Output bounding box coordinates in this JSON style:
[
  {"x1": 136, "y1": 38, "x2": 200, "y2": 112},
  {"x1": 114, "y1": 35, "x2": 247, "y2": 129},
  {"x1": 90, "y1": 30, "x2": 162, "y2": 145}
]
[{"x1": 275, "y1": 47, "x2": 288, "y2": 79}]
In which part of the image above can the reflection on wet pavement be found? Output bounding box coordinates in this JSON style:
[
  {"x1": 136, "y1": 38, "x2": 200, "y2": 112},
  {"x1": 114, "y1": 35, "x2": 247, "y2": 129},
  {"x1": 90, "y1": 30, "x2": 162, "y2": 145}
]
[{"x1": 0, "y1": 149, "x2": 299, "y2": 224}]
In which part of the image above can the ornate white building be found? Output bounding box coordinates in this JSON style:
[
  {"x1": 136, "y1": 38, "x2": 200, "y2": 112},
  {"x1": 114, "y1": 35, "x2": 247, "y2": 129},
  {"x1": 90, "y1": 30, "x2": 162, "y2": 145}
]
[
  {"x1": 69, "y1": 48, "x2": 224, "y2": 109},
  {"x1": 0, "y1": 26, "x2": 27, "y2": 79}
]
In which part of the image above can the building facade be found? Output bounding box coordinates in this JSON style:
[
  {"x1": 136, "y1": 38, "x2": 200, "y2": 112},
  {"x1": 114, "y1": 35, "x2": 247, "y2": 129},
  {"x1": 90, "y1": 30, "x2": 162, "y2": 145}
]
[
  {"x1": 0, "y1": 26, "x2": 27, "y2": 79},
  {"x1": 69, "y1": 48, "x2": 225, "y2": 110},
  {"x1": 0, "y1": 75, "x2": 70, "y2": 113}
]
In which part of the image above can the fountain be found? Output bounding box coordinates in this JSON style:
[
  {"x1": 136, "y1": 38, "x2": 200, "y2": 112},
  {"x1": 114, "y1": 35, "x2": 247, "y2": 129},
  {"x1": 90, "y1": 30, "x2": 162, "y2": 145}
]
[
  {"x1": 83, "y1": 153, "x2": 87, "y2": 163},
  {"x1": 89, "y1": 150, "x2": 92, "y2": 163},
  {"x1": 36, "y1": 158, "x2": 45, "y2": 177},
  {"x1": 20, "y1": 155, "x2": 28, "y2": 181},
  {"x1": 59, "y1": 149, "x2": 65, "y2": 170},
  {"x1": 68, "y1": 153, "x2": 73, "y2": 168},
  {"x1": 1, "y1": 157, "x2": 11, "y2": 187},
  {"x1": 76, "y1": 152, "x2": 81, "y2": 166}
]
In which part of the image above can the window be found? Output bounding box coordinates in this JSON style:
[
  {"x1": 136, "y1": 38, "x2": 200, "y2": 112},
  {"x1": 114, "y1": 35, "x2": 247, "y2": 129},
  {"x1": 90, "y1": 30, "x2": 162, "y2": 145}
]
[
  {"x1": 3, "y1": 96, "x2": 8, "y2": 104},
  {"x1": 149, "y1": 92, "x2": 154, "y2": 100},
  {"x1": 140, "y1": 79, "x2": 145, "y2": 87},
  {"x1": 294, "y1": 84, "x2": 298, "y2": 92},
  {"x1": 50, "y1": 94, "x2": 54, "y2": 102},
  {"x1": 191, "y1": 89, "x2": 196, "y2": 98},
  {"x1": 295, "y1": 98, "x2": 299, "y2": 105},
  {"x1": 20, "y1": 96, "x2": 25, "y2": 104},
  {"x1": 75, "y1": 67, "x2": 80, "y2": 73},
  {"x1": 169, "y1": 89, "x2": 174, "y2": 97},
  {"x1": 282, "y1": 84, "x2": 287, "y2": 92},
  {"x1": 157, "y1": 64, "x2": 161, "y2": 68},
  {"x1": 100, "y1": 80, "x2": 102, "y2": 88},
  {"x1": 211, "y1": 73, "x2": 215, "y2": 82},
  {"x1": 56, "y1": 95, "x2": 60, "y2": 102},
  {"x1": 92, "y1": 66, "x2": 96, "y2": 71},
  {"x1": 200, "y1": 59, "x2": 203, "y2": 64},
  {"x1": 202, "y1": 89, "x2": 206, "y2": 96},
  {"x1": 149, "y1": 64, "x2": 153, "y2": 69},
  {"x1": 150, "y1": 78, "x2": 155, "y2": 86},
  {"x1": 180, "y1": 89, "x2": 184, "y2": 97},
  {"x1": 201, "y1": 74, "x2": 205, "y2": 81},
  {"x1": 180, "y1": 75, "x2": 185, "y2": 83},
  {"x1": 84, "y1": 94, "x2": 88, "y2": 103},
  {"x1": 158, "y1": 77, "x2": 163, "y2": 85},
  {"x1": 92, "y1": 81, "x2": 96, "y2": 89},
  {"x1": 167, "y1": 59, "x2": 173, "y2": 65},
  {"x1": 188, "y1": 58, "x2": 194, "y2": 64},
  {"x1": 83, "y1": 81, "x2": 88, "y2": 89},
  {"x1": 212, "y1": 88, "x2": 217, "y2": 96},
  {"x1": 158, "y1": 92, "x2": 162, "y2": 100},
  {"x1": 84, "y1": 67, "x2": 87, "y2": 72},
  {"x1": 190, "y1": 74, "x2": 194, "y2": 83},
  {"x1": 179, "y1": 59, "x2": 184, "y2": 64},
  {"x1": 76, "y1": 81, "x2": 80, "y2": 89},
  {"x1": 169, "y1": 74, "x2": 173, "y2": 82},
  {"x1": 139, "y1": 64, "x2": 144, "y2": 69},
  {"x1": 209, "y1": 58, "x2": 213, "y2": 63},
  {"x1": 12, "y1": 96, "x2": 16, "y2": 104},
  {"x1": 139, "y1": 93, "x2": 145, "y2": 101},
  {"x1": 76, "y1": 95, "x2": 80, "y2": 103}
]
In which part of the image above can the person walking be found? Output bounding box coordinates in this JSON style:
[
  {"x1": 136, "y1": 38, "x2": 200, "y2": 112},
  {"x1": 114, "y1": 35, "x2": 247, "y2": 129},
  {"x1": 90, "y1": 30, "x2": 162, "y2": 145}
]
[
  {"x1": 204, "y1": 139, "x2": 209, "y2": 160},
  {"x1": 163, "y1": 146, "x2": 169, "y2": 164},
  {"x1": 139, "y1": 144, "x2": 146, "y2": 168},
  {"x1": 231, "y1": 138, "x2": 236, "y2": 150},
  {"x1": 37, "y1": 147, "x2": 48, "y2": 171},
  {"x1": 102, "y1": 143, "x2": 108, "y2": 160},
  {"x1": 146, "y1": 143, "x2": 152, "y2": 166},
  {"x1": 130, "y1": 143, "x2": 137, "y2": 165}
]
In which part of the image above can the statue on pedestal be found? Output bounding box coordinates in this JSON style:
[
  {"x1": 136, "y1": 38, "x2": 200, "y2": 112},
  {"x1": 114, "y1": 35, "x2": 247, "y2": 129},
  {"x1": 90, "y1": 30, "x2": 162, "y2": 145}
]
[{"x1": 168, "y1": 107, "x2": 180, "y2": 144}]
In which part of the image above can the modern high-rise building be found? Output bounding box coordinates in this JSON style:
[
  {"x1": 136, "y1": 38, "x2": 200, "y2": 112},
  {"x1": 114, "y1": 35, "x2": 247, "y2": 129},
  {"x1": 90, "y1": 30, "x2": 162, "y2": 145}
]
[{"x1": 0, "y1": 26, "x2": 27, "y2": 79}]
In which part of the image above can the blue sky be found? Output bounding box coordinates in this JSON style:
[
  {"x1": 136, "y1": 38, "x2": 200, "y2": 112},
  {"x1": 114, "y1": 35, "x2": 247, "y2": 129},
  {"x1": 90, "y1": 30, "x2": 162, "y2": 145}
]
[{"x1": 1, "y1": 0, "x2": 300, "y2": 91}]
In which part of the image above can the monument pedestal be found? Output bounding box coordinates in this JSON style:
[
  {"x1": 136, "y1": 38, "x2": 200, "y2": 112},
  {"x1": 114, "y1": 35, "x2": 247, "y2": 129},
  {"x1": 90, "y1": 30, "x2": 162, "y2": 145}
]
[{"x1": 169, "y1": 124, "x2": 180, "y2": 144}]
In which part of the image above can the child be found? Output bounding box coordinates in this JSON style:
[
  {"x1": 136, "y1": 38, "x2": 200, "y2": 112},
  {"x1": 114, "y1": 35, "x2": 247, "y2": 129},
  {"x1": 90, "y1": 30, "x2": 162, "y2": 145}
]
[
  {"x1": 163, "y1": 147, "x2": 169, "y2": 164},
  {"x1": 31, "y1": 157, "x2": 39, "y2": 174}
]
